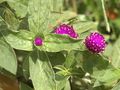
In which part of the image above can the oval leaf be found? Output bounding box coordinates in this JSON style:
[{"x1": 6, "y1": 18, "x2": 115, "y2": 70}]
[
  {"x1": 2, "y1": 30, "x2": 34, "y2": 51},
  {"x1": 0, "y1": 39, "x2": 17, "y2": 74},
  {"x1": 29, "y1": 51, "x2": 56, "y2": 90}
]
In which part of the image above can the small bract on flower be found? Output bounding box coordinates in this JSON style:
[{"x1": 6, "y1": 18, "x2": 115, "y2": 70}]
[
  {"x1": 53, "y1": 24, "x2": 78, "y2": 38},
  {"x1": 34, "y1": 37, "x2": 43, "y2": 46},
  {"x1": 85, "y1": 32, "x2": 106, "y2": 53}
]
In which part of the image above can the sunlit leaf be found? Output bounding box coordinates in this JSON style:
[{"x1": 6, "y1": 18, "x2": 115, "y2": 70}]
[
  {"x1": 111, "y1": 38, "x2": 120, "y2": 68},
  {"x1": 29, "y1": 51, "x2": 56, "y2": 90},
  {"x1": 0, "y1": 38, "x2": 17, "y2": 74},
  {"x1": 2, "y1": 30, "x2": 34, "y2": 51}
]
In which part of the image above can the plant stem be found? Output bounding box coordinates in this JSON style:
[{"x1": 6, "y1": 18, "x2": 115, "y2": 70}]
[
  {"x1": 71, "y1": 0, "x2": 77, "y2": 13},
  {"x1": 101, "y1": 0, "x2": 110, "y2": 32}
]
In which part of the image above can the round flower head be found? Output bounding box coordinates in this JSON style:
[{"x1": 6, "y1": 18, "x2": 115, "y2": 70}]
[
  {"x1": 34, "y1": 37, "x2": 43, "y2": 46},
  {"x1": 85, "y1": 32, "x2": 106, "y2": 53},
  {"x1": 53, "y1": 24, "x2": 78, "y2": 38}
]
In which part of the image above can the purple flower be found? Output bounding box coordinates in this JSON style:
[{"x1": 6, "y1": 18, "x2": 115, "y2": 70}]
[
  {"x1": 53, "y1": 24, "x2": 78, "y2": 38},
  {"x1": 34, "y1": 37, "x2": 43, "y2": 46},
  {"x1": 85, "y1": 32, "x2": 106, "y2": 53}
]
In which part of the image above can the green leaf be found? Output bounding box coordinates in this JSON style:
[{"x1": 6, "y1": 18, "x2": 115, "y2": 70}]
[
  {"x1": 0, "y1": 4, "x2": 20, "y2": 32},
  {"x1": 28, "y1": 0, "x2": 53, "y2": 33},
  {"x1": 111, "y1": 38, "x2": 120, "y2": 68},
  {"x1": 48, "y1": 52, "x2": 65, "y2": 66},
  {"x1": 56, "y1": 76, "x2": 70, "y2": 90},
  {"x1": 73, "y1": 21, "x2": 98, "y2": 34},
  {"x1": 53, "y1": 0, "x2": 63, "y2": 12},
  {"x1": 111, "y1": 81, "x2": 120, "y2": 90},
  {"x1": 110, "y1": 17, "x2": 120, "y2": 36},
  {"x1": 49, "y1": 11, "x2": 77, "y2": 31},
  {"x1": 7, "y1": 0, "x2": 29, "y2": 18},
  {"x1": 76, "y1": 51, "x2": 119, "y2": 87},
  {"x1": 64, "y1": 51, "x2": 76, "y2": 68},
  {"x1": 103, "y1": 43, "x2": 113, "y2": 58},
  {"x1": 22, "y1": 56, "x2": 29, "y2": 80},
  {"x1": 28, "y1": 0, "x2": 68, "y2": 34},
  {"x1": 78, "y1": 30, "x2": 92, "y2": 40},
  {"x1": 81, "y1": 51, "x2": 109, "y2": 74},
  {"x1": 0, "y1": 0, "x2": 5, "y2": 3},
  {"x1": 54, "y1": 65, "x2": 71, "y2": 76},
  {"x1": 71, "y1": 20, "x2": 97, "y2": 40},
  {"x1": 63, "y1": 80, "x2": 71, "y2": 90},
  {"x1": 29, "y1": 51, "x2": 56, "y2": 90},
  {"x1": 0, "y1": 16, "x2": 7, "y2": 31},
  {"x1": 0, "y1": 39, "x2": 17, "y2": 74},
  {"x1": 94, "y1": 68, "x2": 120, "y2": 87},
  {"x1": 19, "y1": 82, "x2": 33, "y2": 90},
  {"x1": 97, "y1": 69, "x2": 120, "y2": 83},
  {"x1": 1, "y1": 30, "x2": 34, "y2": 51},
  {"x1": 48, "y1": 13, "x2": 94, "y2": 34},
  {"x1": 37, "y1": 34, "x2": 85, "y2": 52}
]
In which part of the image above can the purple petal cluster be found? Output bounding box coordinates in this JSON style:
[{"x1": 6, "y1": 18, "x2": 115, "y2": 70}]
[
  {"x1": 54, "y1": 24, "x2": 78, "y2": 38},
  {"x1": 34, "y1": 37, "x2": 43, "y2": 46},
  {"x1": 85, "y1": 32, "x2": 106, "y2": 53}
]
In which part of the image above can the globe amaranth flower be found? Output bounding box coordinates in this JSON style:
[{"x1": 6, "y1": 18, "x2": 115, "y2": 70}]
[
  {"x1": 34, "y1": 37, "x2": 43, "y2": 46},
  {"x1": 53, "y1": 24, "x2": 78, "y2": 38},
  {"x1": 85, "y1": 32, "x2": 106, "y2": 53}
]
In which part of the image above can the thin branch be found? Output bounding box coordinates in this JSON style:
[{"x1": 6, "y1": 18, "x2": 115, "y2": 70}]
[{"x1": 101, "y1": 0, "x2": 110, "y2": 32}]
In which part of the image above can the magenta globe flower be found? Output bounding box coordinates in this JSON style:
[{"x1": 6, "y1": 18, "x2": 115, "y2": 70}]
[
  {"x1": 85, "y1": 32, "x2": 106, "y2": 53},
  {"x1": 53, "y1": 24, "x2": 78, "y2": 38},
  {"x1": 34, "y1": 37, "x2": 43, "y2": 46}
]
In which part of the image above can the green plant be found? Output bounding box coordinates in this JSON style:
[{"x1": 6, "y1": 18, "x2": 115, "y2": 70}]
[{"x1": 0, "y1": 0, "x2": 120, "y2": 90}]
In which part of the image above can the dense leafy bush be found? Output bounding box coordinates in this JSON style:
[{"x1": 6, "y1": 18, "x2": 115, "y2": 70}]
[{"x1": 0, "y1": 0, "x2": 120, "y2": 90}]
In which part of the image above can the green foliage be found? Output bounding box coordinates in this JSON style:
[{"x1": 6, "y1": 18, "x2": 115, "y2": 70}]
[
  {"x1": 0, "y1": 3, "x2": 20, "y2": 32},
  {"x1": 39, "y1": 34, "x2": 84, "y2": 52},
  {"x1": 19, "y1": 82, "x2": 33, "y2": 90},
  {"x1": 111, "y1": 81, "x2": 120, "y2": 90},
  {"x1": 0, "y1": 0, "x2": 120, "y2": 90},
  {"x1": 111, "y1": 37, "x2": 120, "y2": 68},
  {"x1": 29, "y1": 51, "x2": 56, "y2": 90},
  {"x1": 63, "y1": 81, "x2": 71, "y2": 90},
  {"x1": 7, "y1": 0, "x2": 29, "y2": 18},
  {"x1": 0, "y1": 38, "x2": 17, "y2": 74},
  {"x1": 28, "y1": 0, "x2": 53, "y2": 34},
  {"x1": 2, "y1": 30, "x2": 34, "y2": 51}
]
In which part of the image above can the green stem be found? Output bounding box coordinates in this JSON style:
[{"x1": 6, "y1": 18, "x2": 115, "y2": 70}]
[
  {"x1": 101, "y1": 0, "x2": 110, "y2": 32},
  {"x1": 71, "y1": 0, "x2": 77, "y2": 13}
]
